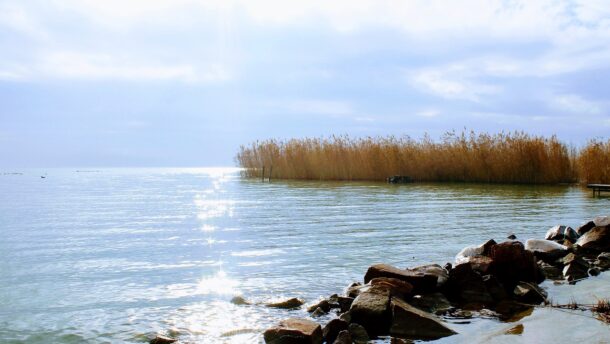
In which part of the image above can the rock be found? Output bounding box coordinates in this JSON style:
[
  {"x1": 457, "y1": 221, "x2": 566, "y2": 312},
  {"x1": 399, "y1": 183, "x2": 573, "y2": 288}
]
[
  {"x1": 455, "y1": 239, "x2": 497, "y2": 264},
  {"x1": 460, "y1": 256, "x2": 494, "y2": 275},
  {"x1": 336, "y1": 296, "x2": 354, "y2": 313},
  {"x1": 589, "y1": 267, "x2": 601, "y2": 276},
  {"x1": 444, "y1": 262, "x2": 452, "y2": 272},
  {"x1": 407, "y1": 264, "x2": 449, "y2": 288},
  {"x1": 538, "y1": 261, "x2": 562, "y2": 280},
  {"x1": 349, "y1": 285, "x2": 392, "y2": 336},
  {"x1": 409, "y1": 292, "x2": 452, "y2": 315},
  {"x1": 446, "y1": 263, "x2": 493, "y2": 306},
  {"x1": 513, "y1": 282, "x2": 547, "y2": 305},
  {"x1": 594, "y1": 216, "x2": 610, "y2": 227},
  {"x1": 505, "y1": 324, "x2": 524, "y2": 335},
  {"x1": 495, "y1": 300, "x2": 534, "y2": 322},
  {"x1": 149, "y1": 335, "x2": 177, "y2": 344},
  {"x1": 489, "y1": 241, "x2": 543, "y2": 289},
  {"x1": 545, "y1": 225, "x2": 579, "y2": 243},
  {"x1": 346, "y1": 282, "x2": 364, "y2": 298},
  {"x1": 323, "y1": 319, "x2": 348, "y2": 343},
  {"x1": 307, "y1": 300, "x2": 331, "y2": 313},
  {"x1": 348, "y1": 323, "x2": 369, "y2": 344},
  {"x1": 507, "y1": 234, "x2": 517, "y2": 240},
  {"x1": 311, "y1": 307, "x2": 326, "y2": 317},
  {"x1": 577, "y1": 221, "x2": 596, "y2": 236},
  {"x1": 332, "y1": 330, "x2": 352, "y2": 344},
  {"x1": 595, "y1": 252, "x2": 610, "y2": 270},
  {"x1": 389, "y1": 297, "x2": 457, "y2": 340},
  {"x1": 575, "y1": 225, "x2": 610, "y2": 252},
  {"x1": 266, "y1": 298, "x2": 305, "y2": 309},
  {"x1": 370, "y1": 277, "x2": 414, "y2": 299},
  {"x1": 364, "y1": 264, "x2": 437, "y2": 294},
  {"x1": 390, "y1": 338, "x2": 411, "y2": 344},
  {"x1": 563, "y1": 260, "x2": 588, "y2": 282},
  {"x1": 230, "y1": 295, "x2": 249, "y2": 305},
  {"x1": 525, "y1": 239, "x2": 568, "y2": 262},
  {"x1": 482, "y1": 274, "x2": 508, "y2": 302},
  {"x1": 263, "y1": 318, "x2": 323, "y2": 344},
  {"x1": 339, "y1": 311, "x2": 351, "y2": 323}
]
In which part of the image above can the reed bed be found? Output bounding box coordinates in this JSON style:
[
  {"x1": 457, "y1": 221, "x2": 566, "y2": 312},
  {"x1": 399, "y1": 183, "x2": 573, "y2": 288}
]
[
  {"x1": 577, "y1": 139, "x2": 610, "y2": 184},
  {"x1": 236, "y1": 131, "x2": 581, "y2": 184}
]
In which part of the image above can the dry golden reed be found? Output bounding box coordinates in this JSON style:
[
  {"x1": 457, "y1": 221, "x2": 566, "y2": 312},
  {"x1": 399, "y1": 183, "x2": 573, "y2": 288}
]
[
  {"x1": 236, "y1": 131, "x2": 583, "y2": 184},
  {"x1": 577, "y1": 139, "x2": 610, "y2": 184}
]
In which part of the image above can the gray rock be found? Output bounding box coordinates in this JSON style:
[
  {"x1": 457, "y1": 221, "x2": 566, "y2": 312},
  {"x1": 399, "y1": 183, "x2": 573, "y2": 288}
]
[
  {"x1": 409, "y1": 292, "x2": 452, "y2": 315},
  {"x1": 594, "y1": 216, "x2": 610, "y2": 227},
  {"x1": 589, "y1": 267, "x2": 601, "y2": 276},
  {"x1": 263, "y1": 318, "x2": 323, "y2": 344},
  {"x1": 230, "y1": 296, "x2": 250, "y2": 305},
  {"x1": 595, "y1": 252, "x2": 610, "y2": 270},
  {"x1": 545, "y1": 225, "x2": 579, "y2": 243},
  {"x1": 332, "y1": 330, "x2": 352, "y2": 344},
  {"x1": 575, "y1": 225, "x2": 610, "y2": 252},
  {"x1": 348, "y1": 323, "x2": 369, "y2": 344},
  {"x1": 311, "y1": 307, "x2": 326, "y2": 317},
  {"x1": 349, "y1": 285, "x2": 392, "y2": 336},
  {"x1": 389, "y1": 297, "x2": 457, "y2": 340},
  {"x1": 525, "y1": 239, "x2": 568, "y2": 263},
  {"x1": 538, "y1": 262, "x2": 562, "y2": 280},
  {"x1": 407, "y1": 264, "x2": 449, "y2": 288}
]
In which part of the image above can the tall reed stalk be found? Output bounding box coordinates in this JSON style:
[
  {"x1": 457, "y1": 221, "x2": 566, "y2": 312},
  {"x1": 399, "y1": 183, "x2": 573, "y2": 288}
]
[
  {"x1": 577, "y1": 139, "x2": 610, "y2": 184},
  {"x1": 236, "y1": 131, "x2": 582, "y2": 184}
]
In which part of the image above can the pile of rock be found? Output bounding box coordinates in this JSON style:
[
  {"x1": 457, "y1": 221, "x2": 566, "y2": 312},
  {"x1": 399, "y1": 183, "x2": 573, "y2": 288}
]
[{"x1": 261, "y1": 216, "x2": 610, "y2": 344}]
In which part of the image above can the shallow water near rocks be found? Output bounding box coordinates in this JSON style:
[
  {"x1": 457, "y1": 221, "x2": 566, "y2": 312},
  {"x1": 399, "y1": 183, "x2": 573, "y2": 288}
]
[{"x1": 1, "y1": 168, "x2": 609, "y2": 343}]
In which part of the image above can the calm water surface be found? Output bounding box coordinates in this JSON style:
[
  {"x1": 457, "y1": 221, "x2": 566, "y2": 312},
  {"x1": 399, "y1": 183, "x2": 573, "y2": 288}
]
[{"x1": 1, "y1": 168, "x2": 609, "y2": 343}]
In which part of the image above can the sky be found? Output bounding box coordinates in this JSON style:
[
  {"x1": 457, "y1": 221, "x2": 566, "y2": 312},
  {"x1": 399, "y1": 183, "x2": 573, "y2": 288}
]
[{"x1": 1, "y1": 0, "x2": 610, "y2": 167}]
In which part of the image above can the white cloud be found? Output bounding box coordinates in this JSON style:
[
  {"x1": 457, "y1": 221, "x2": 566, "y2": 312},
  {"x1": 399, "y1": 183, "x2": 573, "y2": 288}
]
[
  {"x1": 416, "y1": 109, "x2": 440, "y2": 118},
  {"x1": 550, "y1": 94, "x2": 603, "y2": 114},
  {"x1": 270, "y1": 99, "x2": 353, "y2": 116},
  {"x1": 409, "y1": 66, "x2": 500, "y2": 102}
]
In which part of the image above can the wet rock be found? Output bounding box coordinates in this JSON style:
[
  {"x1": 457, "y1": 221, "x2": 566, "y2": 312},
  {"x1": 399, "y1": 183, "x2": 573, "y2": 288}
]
[
  {"x1": 455, "y1": 239, "x2": 497, "y2": 264},
  {"x1": 525, "y1": 239, "x2": 568, "y2": 263},
  {"x1": 595, "y1": 252, "x2": 610, "y2": 270},
  {"x1": 489, "y1": 241, "x2": 543, "y2": 289},
  {"x1": 263, "y1": 318, "x2": 323, "y2": 344},
  {"x1": 230, "y1": 295, "x2": 249, "y2": 305},
  {"x1": 266, "y1": 298, "x2": 305, "y2": 309},
  {"x1": 149, "y1": 335, "x2": 177, "y2": 344},
  {"x1": 482, "y1": 274, "x2": 508, "y2": 302},
  {"x1": 589, "y1": 267, "x2": 601, "y2": 276},
  {"x1": 311, "y1": 307, "x2": 326, "y2": 317},
  {"x1": 409, "y1": 292, "x2": 452, "y2": 315},
  {"x1": 446, "y1": 263, "x2": 493, "y2": 306},
  {"x1": 364, "y1": 264, "x2": 437, "y2": 294},
  {"x1": 575, "y1": 225, "x2": 610, "y2": 252},
  {"x1": 332, "y1": 330, "x2": 352, "y2": 344},
  {"x1": 307, "y1": 300, "x2": 331, "y2": 313},
  {"x1": 346, "y1": 282, "x2": 364, "y2": 298},
  {"x1": 545, "y1": 225, "x2": 579, "y2": 243},
  {"x1": 389, "y1": 297, "x2": 457, "y2": 340},
  {"x1": 348, "y1": 323, "x2": 369, "y2": 344},
  {"x1": 538, "y1": 261, "x2": 562, "y2": 280},
  {"x1": 349, "y1": 285, "x2": 392, "y2": 336},
  {"x1": 444, "y1": 262, "x2": 452, "y2": 272},
  {"x1": 594, "y1": 216, "x2": 610, "y2": 227},
  {"x1": 513, "y1": 282, "x2": 547, "y2": 305},
  {"x1": 563, "y1": 260, "x2": 588, "y2": 282},
  {"x1": 370, "y1": 277, "x2": 414, "y2": 299},
  {"x1": 322, "y1": 319, "x2": 348, "y2": 343},
  {"x1": 505, "y1": 324, "x2": 524, "y2": 335},
  {"x1": 407, "y1": 264, "x2": 449, "y2": 288},
  {"x1": 460, "y1": 256, "x2": 494, "y2": 275},
  {"x1": 336, "y1": 296, "x2": 354, "y2": 313},
  {"x1": 507, "y1": 234, "x2": 517, "y2": 240},
  {"x1": 339, "y1": 311, "x2": 351, "y2": 323},
  {"x1": 577, "y1": 221, "x2": 596, "y2": 236},
  {"x1": 390, "y1": 337, "x2": 412, "y2": 344},
  {"x1": 495, "y1": 300, "x2": 534, "y2": 322}
]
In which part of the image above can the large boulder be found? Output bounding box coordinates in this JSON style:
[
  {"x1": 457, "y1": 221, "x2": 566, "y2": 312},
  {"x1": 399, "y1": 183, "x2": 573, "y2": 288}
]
[
  {"x1": 445, "y1": 263, "x2": 493, "y2": 306},
  {"x1": 349, "y1": 285, "x2": 392, "y2": 336},
  {"x1": 455, "y1": 239, "x2": 497, "y2": 264},
  {"x1": 577, "y1": 221, "x2": 596, "y2": 236},
  {"x1": 489, "y1": 241, "x2": 543, "y2": 289},
  {"x1": 332, "y1": 330, "x2": 352, "y2": 344},
  {"x1": 263, "y1": 318, "x2": 323, "y2": 344},
  {"x1": 389, "y1": 297, "x2": 457, "y2": 340},
  {"x1": 575, "y1": 225, "x2": 610, "y2": 252},
  {"x1": 370, "y1": 277, "x2": 413, "y2": 300},
  {"x1": 562, "y1": 253, "x2": 589, "y2": 282},
  {"x1": 594, "y1": 216, "x2": 610, "y2": 227},
  {"x1": 322, "y1": 319, "x2": 348, "y2": 344},
  {"x1": 409, "y1": 292, "x2": 453, "y2": 315},
  {"x1": 348, "y1": 323, "x2": 369, "y2": 344},
  {"x1": 525, "y1": 239, "x2": 568, "y2": 262},
  {"x1": 545, "y1": 225, "x2": 579, "y2": 243},
  {"x1": 407, "y1": 264, "x2": 449, "y2": 288},
  {"x1": 364, "y1": 264, "x2": 437, "y2": 294}
]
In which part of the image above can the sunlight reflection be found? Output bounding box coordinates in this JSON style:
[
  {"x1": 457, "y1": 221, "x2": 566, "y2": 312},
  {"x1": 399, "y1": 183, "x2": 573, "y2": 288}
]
[{"x1": 196, "y1": 270, "x2": 238, "y2": 296}]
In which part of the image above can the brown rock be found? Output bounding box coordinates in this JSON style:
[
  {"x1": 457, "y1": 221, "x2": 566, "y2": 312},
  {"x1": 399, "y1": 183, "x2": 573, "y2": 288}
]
[
  {"x1": 409, "y1": 292, "x2": 452, "y2": 315},
  {"x1": 407, "y1": 264, "x2": 449, "y2": 288},
  {"x1": 489, "y1": 241, "x2": 543, "y2": 289},
  {"x1": 332, "y1": 330, "x2": 352, "y2": 344},
  {"x1": 364, "y1": 264, "x2": 437, "y2": 294},
  {"x1": 349, "y1": 285, "x2": 392, "y2": 336},
  {"x1": 336, "y1": 296, "x2": 354, "y2": 313},
  {"x1": 263, "y1": 318, "x2": 323, "y2": 344},
  {"x1": 389, "y1": 297, "x2": 457, "y2": 340},
  {"x1": 370, "y1": 277, "x2": 414, "y2": 299},
  {"x1": 513, "y1": 282, "x2": 547, "y2": 305},
  {"x1": 149, "y1": 335, "x2": 177, "y2": 344},
  {"x1": 307, "y1": 300, "x2": 331, "y2": 313},
  {"x1": 266, "y1": 298, "x2": 305, "y2": 309},
  {"x1": 577, "y1": 221, "x2": 596, "y2": 236},
  {"x1": 461, "y1": 256, "x2": 494, "y2": 275},
  {"x1": 446, "y1": 263, "x2": 493, "y2": 305},
  {"x1": 545, "y1": 225, "x2": 579, "y2": 243},
  {"x1": 575, "y1": 225, "x2": 610, "y2": 252},
  {"x1": 323, "y1": 319, "x2": 348, "y2": 344},
  {"x1": 348, "y1": 323, "x2": 369, "y2": 344}
]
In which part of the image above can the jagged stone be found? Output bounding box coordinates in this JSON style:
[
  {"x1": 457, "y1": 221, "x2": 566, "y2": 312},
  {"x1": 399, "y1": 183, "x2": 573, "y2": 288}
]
[
  {"x1": 263, "y1": 318, "x2": 323, "y2": 344},
  {"x1": 364, "y1": 264, "x2": 437, "y2": 294},
  {"x1": 407, "y1": 264, "x2": 449, "y2": 288},
  {"x1": 332, "y1": 330, "x2": 352, "y2": 344},
  {"x1": 307, "y1": 300, "x2": 331, "y2": 313},
  {"x1": 577, "y1": 221, "x2": 596, "y2": 236},
  {"x1": 348, "y1": 323, "x2": 369, "y2": 344},
  {"x1": 545, "y1": 225, "x2": 579, "y2": 243},
  {"x1": 266, "y1": 298, "x2": 305, "y2": 309},
  {"x1": 370, "y1": 277, "x2": 414, "y2": 299},
  {"x1": 349, "y1": 285, "x2": 392, "y2": 336},
  {"x1": 409, "y1": 292, "x2": 452, "y2": 315},
  {"x1": 389, "y1": 297, "x2": 457, "y2": 340},
  {"x1": 489, "y1": 241, "x2": 543, "y2": 289},
  {"x1": 446, "y1": 263, "x2": 493, "y2": 306},
  {"x1": 513, "y1": 282, "x2": 547, "y2": 305},
  {"x1": 575, "y1": 225, "x2": 610, "y2": 252},
  {"x1": 322, "y1": 319, "x2": 348, "y2": 344}
]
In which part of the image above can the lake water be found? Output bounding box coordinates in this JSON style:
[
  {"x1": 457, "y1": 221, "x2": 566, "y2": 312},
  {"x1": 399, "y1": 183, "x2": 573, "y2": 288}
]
[{"x1": 1, "y1": 168, "x2": 609, "y2": 343}]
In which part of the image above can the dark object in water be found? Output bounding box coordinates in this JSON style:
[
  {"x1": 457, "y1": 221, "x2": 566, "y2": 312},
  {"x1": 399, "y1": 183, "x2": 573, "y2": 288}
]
[
  {"x1": 40, "y1": 176, "x2": 46, "y2": 179},
  {"x1": 387, "y1": 176, "x2": 413, "y2": 184}
]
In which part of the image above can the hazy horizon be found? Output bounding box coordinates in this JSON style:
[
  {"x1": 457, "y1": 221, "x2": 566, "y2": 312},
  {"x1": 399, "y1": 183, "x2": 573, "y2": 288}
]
[{"x1": 2, "y1": 0, "x2": 610, "y2": 167}]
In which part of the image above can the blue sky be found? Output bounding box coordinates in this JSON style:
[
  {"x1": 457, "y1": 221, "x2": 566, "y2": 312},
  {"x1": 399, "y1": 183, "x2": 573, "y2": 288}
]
[{"x1": 1, "y1": 0, "x2": 609, "y2": 167}]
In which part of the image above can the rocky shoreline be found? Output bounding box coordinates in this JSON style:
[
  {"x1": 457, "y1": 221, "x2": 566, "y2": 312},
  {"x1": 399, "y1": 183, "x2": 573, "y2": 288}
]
[{"x1": 258, "y1": 216, "x2": 610, "y2": 344}]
